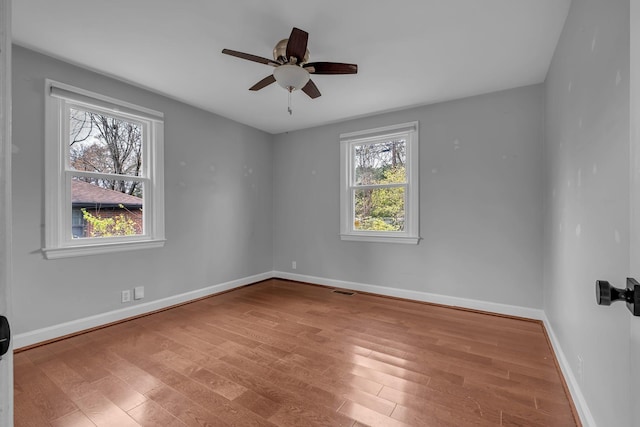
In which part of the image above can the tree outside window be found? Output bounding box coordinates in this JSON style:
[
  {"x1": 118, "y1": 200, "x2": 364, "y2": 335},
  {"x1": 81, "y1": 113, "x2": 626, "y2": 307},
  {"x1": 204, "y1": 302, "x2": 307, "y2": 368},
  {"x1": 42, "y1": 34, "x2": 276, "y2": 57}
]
[
  {"x1": 353, "y1": 139, "x2": 406, "y2": 231},
  {"x1": 340, "y1": 121, "x2": 419, "y2": 244},
  {"x1": 44, "y1": 80, "x2": 165, "y2": 259},
  {"x1": 69, "y1": 108, "x2": 145, "y2": 237}
]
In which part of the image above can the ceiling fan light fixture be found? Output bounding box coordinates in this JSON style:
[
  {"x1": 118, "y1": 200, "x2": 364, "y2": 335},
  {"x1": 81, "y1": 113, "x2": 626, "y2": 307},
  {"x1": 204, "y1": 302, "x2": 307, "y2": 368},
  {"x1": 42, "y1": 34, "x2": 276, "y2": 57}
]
[{"x1": 273, "y1": 64, "x2": 310, "y2": 92}]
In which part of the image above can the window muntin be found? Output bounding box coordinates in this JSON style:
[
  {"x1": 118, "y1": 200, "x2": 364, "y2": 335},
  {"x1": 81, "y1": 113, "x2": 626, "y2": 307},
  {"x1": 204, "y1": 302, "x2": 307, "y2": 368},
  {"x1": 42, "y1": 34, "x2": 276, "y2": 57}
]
[
  {"x1": 340, "y1": 122, "x2": 419, "y2": 244},
  {"x1": 44, "y1": 80, "x2": 165, "y2": 259}
]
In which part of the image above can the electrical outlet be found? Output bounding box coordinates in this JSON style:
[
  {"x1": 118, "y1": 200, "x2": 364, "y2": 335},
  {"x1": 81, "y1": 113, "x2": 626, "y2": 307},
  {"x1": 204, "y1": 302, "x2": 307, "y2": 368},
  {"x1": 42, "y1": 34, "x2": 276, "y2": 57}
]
[
  {"x1": 134, "y1": 286, "x2": 144, "y2": 300},
  {"x1": 121, "y1": 290, "x2": 131, "y2": 303},
  {"x1": 577, "y1": 355, "x2": 584, "y2": 382},
  {"x1": 292, "y1": 261, "x2": 297, "y2": 270}
]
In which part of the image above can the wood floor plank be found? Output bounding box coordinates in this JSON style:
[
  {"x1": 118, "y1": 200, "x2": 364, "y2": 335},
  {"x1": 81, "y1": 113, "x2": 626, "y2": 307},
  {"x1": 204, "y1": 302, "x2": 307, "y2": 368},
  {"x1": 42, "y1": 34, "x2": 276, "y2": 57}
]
[
  {"x1": 73, "y1": 391, "x2": 140, "y2": 427},
  {"x1": 14, "y1": 391, "x2": 52, "y2": 427},
  {"x1": 35, "y1": 357, "x2": 94, "y2": 402},
  {"x1": 534, "y1": 394, "x2": 577, "y2": 425},
  {"x1": 135, "y1": 350, "x2": 280, "y2": 427},
  {"x1": 268, "y1": 402, "x2": 355, "y2": 427},
  {"x1": 145, "y1": 384, "x2": 232, "y2": 427},
  {"x1": 339, "y1": 400, "x2": 410, "y2": 427},
  {"x1": 233, "y1": 389, "x2": 281, "y2": 419},
  {"x1": 104, "y1": 358, "x2": 163, "y2": 395},
  {"x1": 54, "y1": 348, "x2": 112, "y2": 383},
  {"x1": 391, "y1": 402, "x2": 491, "y2": 427},
  {"x1": 49, "y1": 410, "x2": 96, "y2": 427},
  {"x1": 342, "y1": 388, "x2": 396, "y2": 417},
  {"x1": 14, "y1": 361, "x2": 78, "y2": 421},
  {"x1": 90, "y1": 375, "x2": 148, "y2": 412},
  {"x1": 127, "y1": 399, "x2": 187, "y2": 427},
  {"x1": 14, "y1": 279, "x2": 579, "y2": 427},
  {"x1": 151, "y1": 348, "x2": 248, "y2": 401}
]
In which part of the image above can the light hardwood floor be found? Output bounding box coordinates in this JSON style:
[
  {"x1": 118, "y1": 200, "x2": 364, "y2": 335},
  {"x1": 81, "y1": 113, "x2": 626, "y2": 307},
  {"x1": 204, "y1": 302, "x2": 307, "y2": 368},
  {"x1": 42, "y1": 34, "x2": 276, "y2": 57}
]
[{"x1": 14, "y1": 279, "x2": 579, "y2": 426}]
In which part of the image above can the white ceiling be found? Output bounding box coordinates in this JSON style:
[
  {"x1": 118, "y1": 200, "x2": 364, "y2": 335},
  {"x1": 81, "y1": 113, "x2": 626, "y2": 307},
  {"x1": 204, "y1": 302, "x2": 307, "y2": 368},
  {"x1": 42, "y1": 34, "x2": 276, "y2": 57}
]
[{"x1": 12, "y1": 0, "x2": 571, "y2": 134}]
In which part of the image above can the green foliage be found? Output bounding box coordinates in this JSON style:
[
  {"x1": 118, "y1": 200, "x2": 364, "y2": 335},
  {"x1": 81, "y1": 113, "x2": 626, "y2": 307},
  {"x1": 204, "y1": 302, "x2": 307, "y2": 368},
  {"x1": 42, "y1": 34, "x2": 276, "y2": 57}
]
[
  {"x1": 81, "y1": 205, "x2": 138, "y2": 237},
  {"x1": 354, "y1": 166, "x2": 405, "y2": 232},
  {"x1": 356, "y1": 218, "x2": 396, "y2": 231},
  {"x1": 370, "y1": 168, "x2": 405, "y2": 219}
]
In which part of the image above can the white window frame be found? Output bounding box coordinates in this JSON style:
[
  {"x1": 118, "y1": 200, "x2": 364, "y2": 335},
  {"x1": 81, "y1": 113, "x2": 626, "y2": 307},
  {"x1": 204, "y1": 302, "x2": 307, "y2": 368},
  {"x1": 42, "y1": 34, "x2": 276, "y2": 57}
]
[
  {"x1": 340, "y1": 121, "x2": 420, "y2": 244},
  {"x1": 43, "y1": 79, "x2": 165, "y2": 259}
]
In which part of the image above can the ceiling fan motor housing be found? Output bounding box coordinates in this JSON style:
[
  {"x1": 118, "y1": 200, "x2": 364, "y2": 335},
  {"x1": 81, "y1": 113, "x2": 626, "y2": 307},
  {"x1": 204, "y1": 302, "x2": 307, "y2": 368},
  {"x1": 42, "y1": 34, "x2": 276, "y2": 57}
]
[{"x1": 273, "y1": 39, "x2": 309, "y2": 64}]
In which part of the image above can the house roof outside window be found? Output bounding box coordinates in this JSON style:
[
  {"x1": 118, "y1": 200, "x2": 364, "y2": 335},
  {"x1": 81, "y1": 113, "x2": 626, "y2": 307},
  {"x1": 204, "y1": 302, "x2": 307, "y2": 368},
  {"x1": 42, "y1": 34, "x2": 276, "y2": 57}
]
[{"x1": 71, "y1": 180, "x2": 142, "y2": 209}]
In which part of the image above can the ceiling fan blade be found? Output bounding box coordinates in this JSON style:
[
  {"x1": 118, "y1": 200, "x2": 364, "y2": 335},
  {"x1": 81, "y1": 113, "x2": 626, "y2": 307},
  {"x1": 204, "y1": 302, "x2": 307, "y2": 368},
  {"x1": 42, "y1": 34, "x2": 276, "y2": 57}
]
[
  {"x1": 249, "y1": 75, "x2": 276, "y2": 91},
  {"x1": 304, "y1": 62, "x2": 358, "y2": 75},
  {"x1": 286, "y1": 27, "x2": 309, "y2": 63},
  {"x1": 301, "y1": 79, "x2": 321, "y2": 99},
  {"x1": 222, "y1": 49, "x2": 279, "y2": 66}
]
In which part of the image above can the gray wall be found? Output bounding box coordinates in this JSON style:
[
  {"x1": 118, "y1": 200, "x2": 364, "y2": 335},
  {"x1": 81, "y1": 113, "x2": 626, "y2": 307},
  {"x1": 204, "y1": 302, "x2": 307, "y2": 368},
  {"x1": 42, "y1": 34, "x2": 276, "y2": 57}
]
[
  {"x1": 12, "y1": 6, "x2": 635, "y2": 422},
  {"x1": 273, "y1": 85, "x2": 544, "y2": 309},
  {"x1": 11, "y1": 46, "x2": 274, "y2": 334},
  {"x1": 544, "y1": 0, "x2": 631, "y2": 425}
]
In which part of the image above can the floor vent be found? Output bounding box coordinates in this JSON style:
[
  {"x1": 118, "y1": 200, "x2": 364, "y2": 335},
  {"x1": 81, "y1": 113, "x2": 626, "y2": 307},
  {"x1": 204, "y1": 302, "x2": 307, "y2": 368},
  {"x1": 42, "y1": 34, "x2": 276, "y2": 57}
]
[{"x1": 332, "y1": 289, "x2": 355, "y2": 296}]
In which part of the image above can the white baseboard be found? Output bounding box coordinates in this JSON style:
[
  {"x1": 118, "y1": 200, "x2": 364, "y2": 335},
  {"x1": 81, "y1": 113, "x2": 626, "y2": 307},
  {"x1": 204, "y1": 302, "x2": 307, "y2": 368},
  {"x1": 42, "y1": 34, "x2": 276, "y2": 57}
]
[
  {"x1": 542, "y1": 314, "x2": 596, "y2": 427},
  {"x1": 13, "y1": 271, "x2": 273, "y2": 349},
  {"x1": 276, "y1": 272, "x2": 594, "y2": 426},
  {"x1": 14, "y1": 270, "x2": 592, "y2": 426},
  {"x1": 14, "y1": 270, "x2": 545, "y2": 350},
  {"x1": 274, "y1": 271, "x2": 545, "y2": 320}
]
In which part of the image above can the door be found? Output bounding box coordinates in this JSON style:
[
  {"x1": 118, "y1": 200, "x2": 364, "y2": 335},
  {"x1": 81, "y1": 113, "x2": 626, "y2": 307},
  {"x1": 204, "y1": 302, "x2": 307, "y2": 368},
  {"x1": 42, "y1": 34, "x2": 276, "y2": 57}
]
[
  {"x1": 0, "y1": 0, "x2": 12, "y2": 425},
  {"x1": 630, "y1": 0, "x2": 640, "y2": 424}
]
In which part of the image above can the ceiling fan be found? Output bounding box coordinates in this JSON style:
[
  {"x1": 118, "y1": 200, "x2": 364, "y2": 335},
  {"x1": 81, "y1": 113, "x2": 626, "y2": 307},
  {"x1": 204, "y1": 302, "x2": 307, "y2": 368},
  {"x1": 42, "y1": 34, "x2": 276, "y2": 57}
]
[{"x1": 222, "y1": 27, "x2": 357, "y2": 113}]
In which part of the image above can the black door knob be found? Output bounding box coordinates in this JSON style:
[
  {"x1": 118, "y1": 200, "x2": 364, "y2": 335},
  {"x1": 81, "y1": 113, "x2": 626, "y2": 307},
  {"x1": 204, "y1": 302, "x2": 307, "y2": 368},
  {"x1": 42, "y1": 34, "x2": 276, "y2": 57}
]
[
  {"x1": 596, "y1": 280, "x2": 624, "y2": 305},
  {"x1": 0, "y1": 316, "x2": 9, "y2": 356},
  {"x1": 596, "y1": 278, "x2": 640, "y2": 316}
]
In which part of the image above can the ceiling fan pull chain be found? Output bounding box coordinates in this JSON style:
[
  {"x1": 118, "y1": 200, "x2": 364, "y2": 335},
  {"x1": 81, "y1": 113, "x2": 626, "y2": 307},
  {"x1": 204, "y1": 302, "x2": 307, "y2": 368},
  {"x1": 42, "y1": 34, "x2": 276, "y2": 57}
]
[{"x1": 288, "y1": 89, "x2": 293, "y2": 115}]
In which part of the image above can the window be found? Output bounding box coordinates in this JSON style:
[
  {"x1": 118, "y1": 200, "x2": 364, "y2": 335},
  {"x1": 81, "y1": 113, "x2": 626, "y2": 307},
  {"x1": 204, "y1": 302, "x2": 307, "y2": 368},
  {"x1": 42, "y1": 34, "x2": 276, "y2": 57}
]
[
  {"x1": 340, "y1": 121, "x2": 419, "y2": 244},
  {"x1": 44, "y1": 80, "x2": 165, "y2": 259},
  {"x1": 71, "y1": 208, "x2": 86, "y2": 238}
]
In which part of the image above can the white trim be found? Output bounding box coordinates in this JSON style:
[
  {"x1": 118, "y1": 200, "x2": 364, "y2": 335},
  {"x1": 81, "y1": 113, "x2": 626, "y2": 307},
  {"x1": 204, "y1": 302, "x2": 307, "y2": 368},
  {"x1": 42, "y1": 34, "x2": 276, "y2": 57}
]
[
  {"x1": 339, "y1": 234, "x2": 420, "y2": 244},
  {"x1": 274, "y1": 271, "x2": 544, "y2": 320},
  {"x1": 276, "y1": 272, "x2": 593, "y2": 425},
  {"x1": 49, "y1": 81, "x2": 164, "y2": 121},
  {"x1": 340, "y1": 121, "x2": 420, "y2": 243},
  {"x1": 12, "y1": 268, "x2": 592, "y2": 427},
  {"x1": 542, "y1": 314, "x2": 597, "y2": 427},
  {"x1": 13, "y1": 271, "x2": 273, "y2": 349},
  {"x1": 340, "y1": 121, "x2": 418, "y2": 141},
  {"x1": 43, "y1": 239, "x2": 166, "y2": 259},
  {"x1": 630, "y1": 3, "x2": 640, "y2": 426},
  {"x1": 0, "y1": 0, "x2": 12, "y2": 425},
  {"x1": 14, "y1": 270, "x2": 546, "y2": 349},
  {"x1": 44, "y1": 79, "x2": 165, "y2": 258}
]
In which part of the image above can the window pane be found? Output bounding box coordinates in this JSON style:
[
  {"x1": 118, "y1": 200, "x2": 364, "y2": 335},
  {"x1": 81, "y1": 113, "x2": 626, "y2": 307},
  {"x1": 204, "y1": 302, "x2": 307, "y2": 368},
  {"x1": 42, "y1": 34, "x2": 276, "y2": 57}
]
[
  {"x1": 69, "y1": 107, "x2": 143, "y2": 177},
  {"x1": 71, "y1": 178, "x2": 144, "y2": 238},
  {"x1": 353, "y1": 187, "x2": 405, "y2": 231},
  {"x1": 353, "y1": 139, "x2": 406, "y2": 185},
  {"x1": 71, "y1": 208, "x2": 85, "y2": 238}
]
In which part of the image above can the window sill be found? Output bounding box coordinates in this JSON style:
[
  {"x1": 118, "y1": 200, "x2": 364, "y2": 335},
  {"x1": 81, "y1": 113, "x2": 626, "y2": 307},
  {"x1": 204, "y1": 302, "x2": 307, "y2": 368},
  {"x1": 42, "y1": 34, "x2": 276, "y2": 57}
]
[
  {"x1": 340, "y1": 234, "x2": 420, "y2": 244},
  {"x1": 42, "y1": 239, "x2": 166, "y2": 259}
]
